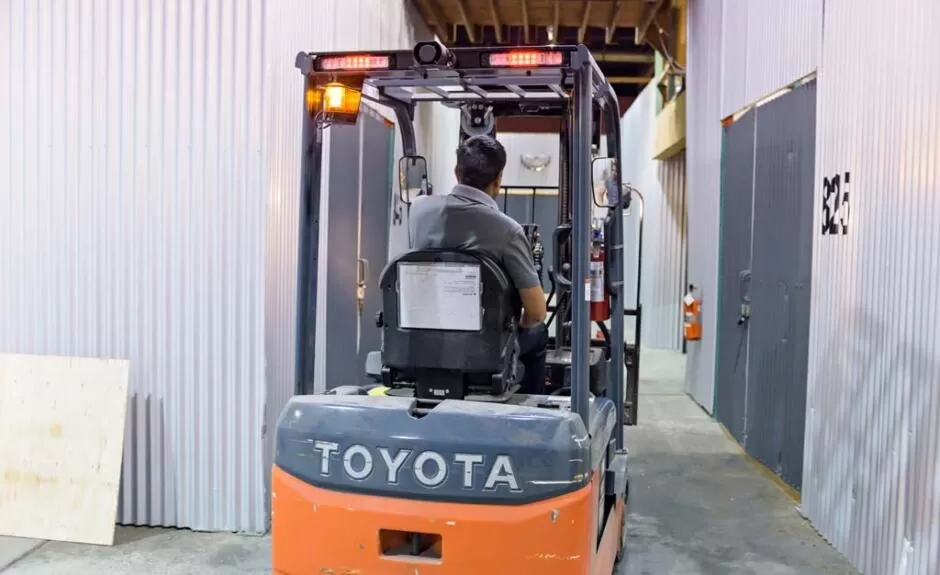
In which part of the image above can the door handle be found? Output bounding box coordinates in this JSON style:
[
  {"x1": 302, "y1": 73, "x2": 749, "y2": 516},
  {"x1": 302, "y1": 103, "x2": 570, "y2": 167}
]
[
  {"x1": 357, "y1": 258, "x2": 370, "y2": 312},
  {"x1": 358, "y1": 258, "x2": 370, "y2": 286}
]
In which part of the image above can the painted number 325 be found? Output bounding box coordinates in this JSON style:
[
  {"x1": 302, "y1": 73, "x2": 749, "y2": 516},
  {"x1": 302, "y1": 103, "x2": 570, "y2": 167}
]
[{"x1": 821, "y1": 172, "x2": 851, "y2": 236}]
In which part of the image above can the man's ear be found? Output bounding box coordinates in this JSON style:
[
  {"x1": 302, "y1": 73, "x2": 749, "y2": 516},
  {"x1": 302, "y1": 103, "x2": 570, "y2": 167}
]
[{"x1": 454, "y1": 167, "x2": 460, "y2": 182}]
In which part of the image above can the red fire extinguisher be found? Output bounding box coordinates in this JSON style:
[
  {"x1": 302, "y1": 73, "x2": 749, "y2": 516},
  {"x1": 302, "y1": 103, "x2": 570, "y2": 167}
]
[
  {"x1": 683, "y1": 284, "x2": 702, "y2": 341},
  {"x1": 589, "y1": 226, "x2": 611, "y2": 322}
]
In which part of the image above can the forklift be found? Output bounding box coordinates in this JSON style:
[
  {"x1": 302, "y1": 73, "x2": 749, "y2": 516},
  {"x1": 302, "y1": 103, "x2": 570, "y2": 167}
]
[{"x1": 273, "y1": 42, "x2": 642, "y2": 575}]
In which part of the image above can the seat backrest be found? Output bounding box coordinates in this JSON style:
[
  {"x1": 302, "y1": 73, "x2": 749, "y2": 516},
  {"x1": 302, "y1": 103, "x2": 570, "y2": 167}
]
[{"x1": 379, "y1": 249, "x2": 520, "y2": 375}]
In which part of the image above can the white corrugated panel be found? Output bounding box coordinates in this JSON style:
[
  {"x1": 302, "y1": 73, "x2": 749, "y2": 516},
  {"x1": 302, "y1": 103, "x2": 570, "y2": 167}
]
[
  {"x1": 0, "y1": 0, "x2": 267, "y2": 532},
  {"x1": 0, "y1": 0, "x2": 436, "y2": 534},
  {"x1": 684, "y1": 0, "x2": 723, "y2": 412},
  {"x1": 803, "y1": 1, "x2": 940, "y2": 574},
  {"x1": 720, "y1": 0, "x2": 823, "y2": 118},
  {"x1": 620, "y1": 83, "x2": 687, "y2": 351}
]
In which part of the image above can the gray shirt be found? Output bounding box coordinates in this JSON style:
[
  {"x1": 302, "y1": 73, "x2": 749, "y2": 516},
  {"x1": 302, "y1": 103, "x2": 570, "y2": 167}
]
[{"x1": 408, "y1": 184, "x2": 541, "y2": 289}]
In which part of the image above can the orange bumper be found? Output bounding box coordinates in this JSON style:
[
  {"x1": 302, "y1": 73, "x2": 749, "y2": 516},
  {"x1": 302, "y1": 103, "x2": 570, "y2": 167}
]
[{"x1": 272, "y1": 465, "x2": 606, "y2": 575}]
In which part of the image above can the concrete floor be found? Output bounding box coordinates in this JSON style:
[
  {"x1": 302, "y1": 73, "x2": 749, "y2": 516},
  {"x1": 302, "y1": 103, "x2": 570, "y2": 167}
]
[{"x1": 0, "y1": 349, "x2": 857, "y2": 575}]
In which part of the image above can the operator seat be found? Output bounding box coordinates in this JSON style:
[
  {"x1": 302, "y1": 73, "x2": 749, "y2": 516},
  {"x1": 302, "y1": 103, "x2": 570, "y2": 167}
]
[{"x1": 369, "y1": 249, "x2": 523, "y2": 400}]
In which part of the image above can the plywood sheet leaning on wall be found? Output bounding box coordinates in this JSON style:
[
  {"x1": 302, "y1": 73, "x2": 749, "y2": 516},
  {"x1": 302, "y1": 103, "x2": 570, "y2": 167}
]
[{"x1": 0, "y1": 354, "x2": 130, "y2": 545}]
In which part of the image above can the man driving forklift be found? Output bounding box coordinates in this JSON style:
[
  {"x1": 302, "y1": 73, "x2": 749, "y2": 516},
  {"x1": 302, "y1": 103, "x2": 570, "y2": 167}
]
[{"x1": 409, "y1": 135, "x2": 549, "y2": 394}]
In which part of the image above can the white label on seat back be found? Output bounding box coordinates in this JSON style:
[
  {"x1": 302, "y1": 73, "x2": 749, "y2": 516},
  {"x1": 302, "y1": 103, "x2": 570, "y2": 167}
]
[{"x1": 398, "y1": 262, "x2": 482, "y2": 331}]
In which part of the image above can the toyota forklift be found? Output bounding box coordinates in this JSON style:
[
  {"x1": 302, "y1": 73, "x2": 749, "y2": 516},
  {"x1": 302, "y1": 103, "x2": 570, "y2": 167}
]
[{"x1": 273, "y1": 42, "x2": 642, "y2": 575}]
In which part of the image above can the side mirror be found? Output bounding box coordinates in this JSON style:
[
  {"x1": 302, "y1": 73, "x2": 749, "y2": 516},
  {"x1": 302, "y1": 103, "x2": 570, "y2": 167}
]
[
  {"x1": 591, "y1": 156, "x2": 622, "y2": 208},
  {"x1": 398, "y1": 155, "x2": 429, "y2": 205}
]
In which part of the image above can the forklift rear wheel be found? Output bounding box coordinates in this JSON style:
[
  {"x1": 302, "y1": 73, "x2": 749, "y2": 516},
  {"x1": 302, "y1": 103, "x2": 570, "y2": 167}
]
[{"x1": 614, "y1": 476, "x2": 630, "y2": 565}]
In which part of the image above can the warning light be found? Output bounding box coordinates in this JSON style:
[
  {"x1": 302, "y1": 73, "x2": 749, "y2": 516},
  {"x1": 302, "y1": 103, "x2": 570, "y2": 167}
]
[
  {"x1": 317, "y1": 54, "x2": 391, "y2": 71},
  {"x1": 320, "y1": 82, "x2": 362, "y2": 116},
  {"x1": 488, "y1": 50, "x2": 564, "y2": 68}
]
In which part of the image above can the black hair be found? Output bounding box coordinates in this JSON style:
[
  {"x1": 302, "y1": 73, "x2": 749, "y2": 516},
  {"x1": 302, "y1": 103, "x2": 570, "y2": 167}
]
[{"x1": 455, "y1": 135, "x2": 507, "y2": 190}]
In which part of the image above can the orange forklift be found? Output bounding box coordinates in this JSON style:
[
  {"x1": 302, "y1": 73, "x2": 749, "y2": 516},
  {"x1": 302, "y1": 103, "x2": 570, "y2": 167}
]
[{"x1": 273, "y1": 42, "x2": 641, "y2": 575}]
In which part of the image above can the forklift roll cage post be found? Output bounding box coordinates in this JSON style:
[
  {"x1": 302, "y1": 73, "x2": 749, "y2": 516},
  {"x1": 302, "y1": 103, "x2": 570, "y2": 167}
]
[{"x1": 294, "y1": 43, "x2": 637, "y2": 448}]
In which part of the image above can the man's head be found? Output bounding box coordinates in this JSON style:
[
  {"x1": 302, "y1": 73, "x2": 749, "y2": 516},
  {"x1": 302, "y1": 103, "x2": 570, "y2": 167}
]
[{"x1": 455, "y1": 135, "x2": 507, "y2": 197}]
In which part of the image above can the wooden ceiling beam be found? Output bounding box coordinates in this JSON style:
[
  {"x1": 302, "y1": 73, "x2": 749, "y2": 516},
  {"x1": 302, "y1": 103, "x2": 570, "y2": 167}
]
[
  {"x1": 608, "y1": 75, "x2": 653, "y2": 85},
  {"x1": 420, "y1": 0, "x2": 451, "y2": 44},
  {"x1": 605, "y1": 1, "x2": 622, "y2": 44},
  {"x1": 488, "y1": 0, "x2": 503, "y2": 44},
  {"x1": 454, "y1": 0, "x2": 476, "y2": 43},
  {"x1": 552, "y1": 0, "x2": 560, "y2": 43},
  {"x1": 594, "y1": 52, "x2": 655, "y2": 64},
  {"x1": 521, "y1": 0, "x2": 531, "y2": 44},
  {"x1": 636, "y1": 0, "x2": 669, "y2": 45},
  {"x1": 578, "y1": 1, "x2": 593, "y2": 44}
]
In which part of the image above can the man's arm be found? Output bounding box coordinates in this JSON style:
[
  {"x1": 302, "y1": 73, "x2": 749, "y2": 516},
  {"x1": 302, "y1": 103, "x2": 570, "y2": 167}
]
[{"x1": 502, "y1": 228, "x2": 547, "y2": 327}]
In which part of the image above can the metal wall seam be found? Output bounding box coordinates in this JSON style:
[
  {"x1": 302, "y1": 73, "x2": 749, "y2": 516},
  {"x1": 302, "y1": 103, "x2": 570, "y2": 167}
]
[
  {"x1": 720, "y1": 0, "x2": 823, "y2": 119},
  {"x1": 803, "y1": 0, "x2": 940, "y2": 574},
  {"x1": 684, "y1": 0, "x2": 724, "y2": 412}
]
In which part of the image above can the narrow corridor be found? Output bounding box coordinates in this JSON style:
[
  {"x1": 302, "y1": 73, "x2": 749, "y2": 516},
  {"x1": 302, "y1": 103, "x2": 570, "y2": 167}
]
[{"x1": 620, "y1": 350, "x2": 856, "y2": 575}]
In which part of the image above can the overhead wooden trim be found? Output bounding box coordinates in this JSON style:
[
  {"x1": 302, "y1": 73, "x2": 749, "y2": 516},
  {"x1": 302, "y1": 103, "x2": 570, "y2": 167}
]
[
  {"x1": 605, "y1": 1, "x2": 622, "y2": 44},
  {"x1": 488, "y1": 0, "x2": 503, "y2": 44},
  {"x1": 578, "y1": 1, "x2": 593, "y2": 44},
  {"x1": 454, "y1": 0, "x2": 476, "y2": 43}
]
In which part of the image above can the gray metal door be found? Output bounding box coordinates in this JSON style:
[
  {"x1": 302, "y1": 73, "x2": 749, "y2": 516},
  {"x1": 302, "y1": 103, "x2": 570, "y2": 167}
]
[
  {"x1": 715, "y1": 110, "x2": 757, "y2": 444},
  {"x1": 323, "y1": 124, "x2": 362, "y2": 389},
  {"x1": 357, "y1": 112, "x2": 394, "y2": 381},
  {"x1": 745, "y1": 81, "x2": 816, "y2": 490}
]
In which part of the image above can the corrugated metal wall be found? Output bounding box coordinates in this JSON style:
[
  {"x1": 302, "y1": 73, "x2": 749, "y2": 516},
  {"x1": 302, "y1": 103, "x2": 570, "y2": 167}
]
[
  {"x1": 803, "y1": 0, "x2": 940, "y2": 573},
  {"x1": 0, "y1": 0, "x2": 435, "y2": 534},
  {"x1": 620, "y1": 82, "x2": 687, "y2": 350},
  {"x1": 719, "y1": 0, "x2": 823, "y2": 118},
  {"x1": 685, "y1": 0, "x2": 724, "y2": 412},
  {"x1": 0, "y1": 0, "x2": 268, "y2": 533}
]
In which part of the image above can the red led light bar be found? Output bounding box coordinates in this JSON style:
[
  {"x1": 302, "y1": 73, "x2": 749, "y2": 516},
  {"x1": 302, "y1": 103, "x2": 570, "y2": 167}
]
[
  {"x1": 488, "y1": 50, "x2": 563, "y2": 68},
  {"x1": 317, "y1": 54, "x2": 390, "y2": 71}
]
